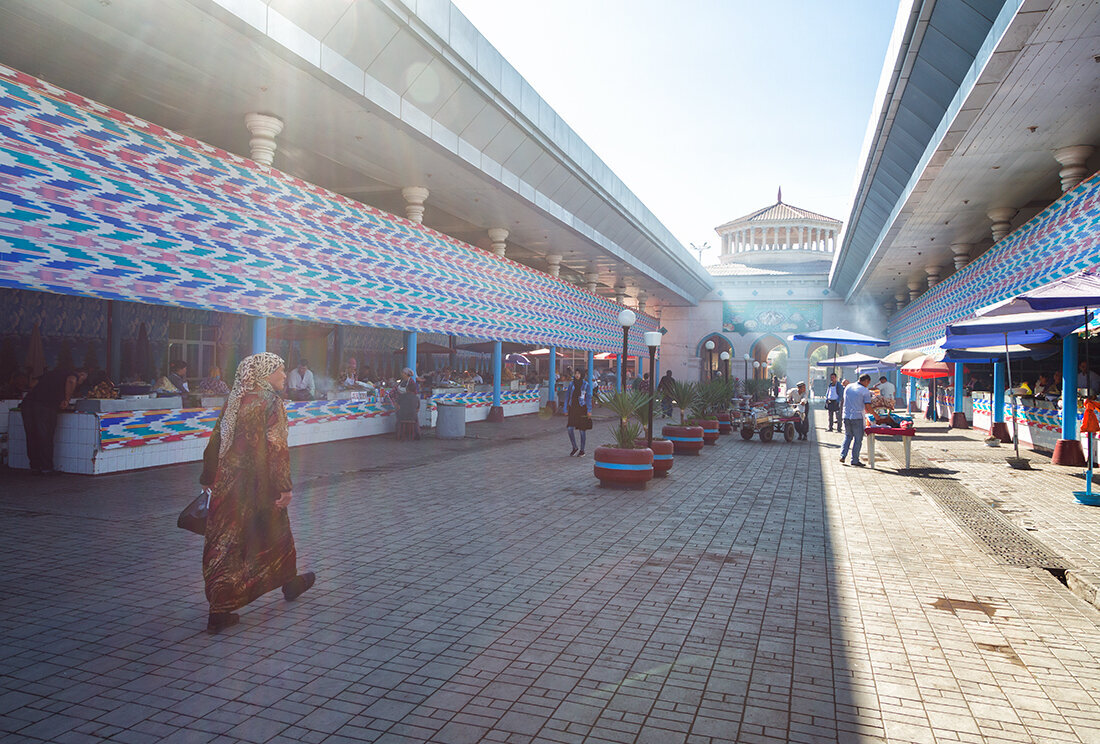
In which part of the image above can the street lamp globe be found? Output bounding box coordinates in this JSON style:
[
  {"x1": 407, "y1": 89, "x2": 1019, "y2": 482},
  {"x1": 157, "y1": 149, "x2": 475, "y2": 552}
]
[
  {"x1": 618, "y1": 309, "x2": 637, "y2": 328},
  {"x1": 705, "y1": 340, "x2": 715, "y2": 351},
  {"x1": 719, "y1": 351, "x2": 730, "y2": 361},
  {"x1": 743, "y1": 353, "x2": 751, "y2": 361},
  {"x1": 644, "y1": 332, "x2": 662, "y2": 348},
  {"x1": 753, "y1": 361, "x2": 761, "y2": 369}
]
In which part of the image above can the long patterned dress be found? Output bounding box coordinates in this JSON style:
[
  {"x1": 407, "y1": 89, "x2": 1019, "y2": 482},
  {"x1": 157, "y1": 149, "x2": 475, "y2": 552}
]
[{"x1": 200, "y1": 390, "x2": 297, "y2": 613}]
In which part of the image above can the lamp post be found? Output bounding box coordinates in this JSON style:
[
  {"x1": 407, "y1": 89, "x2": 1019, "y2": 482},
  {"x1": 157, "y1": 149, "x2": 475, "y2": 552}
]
[
  {"x1": 705, "y1": 339, "x2": 715, "y2": 380},
  {"x1": 753, "y1": 360, "x2": 761, "y2": 381},
  {"x1": 720, "y1": 351, "x2": 730, "y2": 382},
  {"x1": 645, "y1": 331, "x2": 662, "y2": 446},
  {"x1": 742, "y1": 353, "x2": 751, "y2": 384},
  {"x1": 618, "y1": 309, "x2": 636, "y2": 393}
]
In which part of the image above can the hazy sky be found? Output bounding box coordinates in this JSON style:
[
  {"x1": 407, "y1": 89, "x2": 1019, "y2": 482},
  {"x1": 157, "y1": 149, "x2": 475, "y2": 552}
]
[{"x1": 451, "y1": 0, "x2": 899, "y2": 265}]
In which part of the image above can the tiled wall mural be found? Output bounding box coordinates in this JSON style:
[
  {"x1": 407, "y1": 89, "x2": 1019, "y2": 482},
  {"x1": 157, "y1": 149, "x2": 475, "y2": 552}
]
[
  {"x1": 889, "y1": 172, "x2": 1100, "y2": 349},
  {"x1": 0, "y1": 65, "x2": 657, "y2": 355}
]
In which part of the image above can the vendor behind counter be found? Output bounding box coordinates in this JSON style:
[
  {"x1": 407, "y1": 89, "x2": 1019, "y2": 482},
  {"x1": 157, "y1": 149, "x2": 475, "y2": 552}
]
[{"x1": 21, "y1": 366, "x2": 86, "y2": 475}]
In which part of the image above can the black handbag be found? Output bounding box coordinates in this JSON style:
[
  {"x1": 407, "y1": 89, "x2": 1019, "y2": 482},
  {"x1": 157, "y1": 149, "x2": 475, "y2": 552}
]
[
  {"x1": 578, "y1": 413, "x2": 593, "y2": 431},
  {"x1": 177, "y1": 490, "x2": 211, "y2": 536}
]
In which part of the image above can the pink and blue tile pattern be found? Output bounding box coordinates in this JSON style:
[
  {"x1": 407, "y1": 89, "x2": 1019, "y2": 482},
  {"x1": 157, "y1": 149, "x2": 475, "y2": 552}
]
[{"x1": 0, "y1": 65, "x2": 657, "y2": 354}]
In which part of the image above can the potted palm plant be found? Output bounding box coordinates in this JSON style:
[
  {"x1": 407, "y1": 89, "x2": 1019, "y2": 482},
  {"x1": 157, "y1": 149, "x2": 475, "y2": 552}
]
[
  {"x1": 713, "y1": 378, "x2": 735, "y2": 434},
  {"x1": 660, "y1": 380, "x2": 705, "y2": 455},
  {"x1": 594, "y1": 390, "x2": 654, "y2": 489},
  {"x1": 689, "y1": 385, "x2": 720, "y2": 446}
]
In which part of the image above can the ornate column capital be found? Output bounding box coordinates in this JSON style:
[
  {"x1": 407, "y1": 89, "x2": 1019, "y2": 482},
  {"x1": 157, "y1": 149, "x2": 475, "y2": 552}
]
[
  {"x1": 1053, "y1": 145, "x2": 1095, "y2": 192},
  {"x1": 244, "y1": 112, "x2": 284, "y2": 166},
  {"x1": 987, "y1": 207, "x2": 1017, "y2": 242},
  {"x1": 487, "y1": 227, "x2": 509, "y2": 256},
  {"x1": 544, "y1": 253, "x2": 562, "y2": 277},
  {"x1": 401, "y1": 187, "x2": 430, "y2": 223},
  {"x1": 950, "y1": 243, "x2": 972, "y2": 270}
]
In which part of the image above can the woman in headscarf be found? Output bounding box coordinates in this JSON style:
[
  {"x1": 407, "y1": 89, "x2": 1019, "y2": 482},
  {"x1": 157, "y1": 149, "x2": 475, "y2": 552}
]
[
  {"x1": 565, "y1": 368, "x2": 593, "y2": 457},
  {"x1": 395, "y1": 366, "x2": 420, "y2": 441},
  {"x1": 199, "y1": 352, "x2": 314, "y2": 633}
]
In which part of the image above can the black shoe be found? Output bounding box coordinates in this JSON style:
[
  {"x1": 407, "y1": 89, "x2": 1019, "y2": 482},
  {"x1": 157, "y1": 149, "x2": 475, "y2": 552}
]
[
  {"x1": 839, "y1": 456, "x2": 846, "y2": 464},
  {"x1": 283, "y1": 572, "x2": 316, "y2": 601},
  {"x1": 207, "y1": 612, "x2": 239, "y2": 634},
  {"x1": 570, "y1": 447, "x2": 578, "y2": 456},
  {"x1": 577, "y1": 450, "x2": 585, "y2": 458},
  {"x1": 851, "y1": 461, "x2": 865, "y2": 468}
]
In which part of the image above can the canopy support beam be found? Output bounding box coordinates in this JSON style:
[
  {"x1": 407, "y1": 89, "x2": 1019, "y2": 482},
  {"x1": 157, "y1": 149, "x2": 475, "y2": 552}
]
[{"x1": 1054, "y1": 334, "x2": 1086, "y2": 466}]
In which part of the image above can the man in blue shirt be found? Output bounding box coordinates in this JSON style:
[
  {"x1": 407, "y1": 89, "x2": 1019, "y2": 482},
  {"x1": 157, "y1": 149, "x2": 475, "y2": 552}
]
[{"x1": 840, "y1": 373, "x2": 875, "y2": 466}]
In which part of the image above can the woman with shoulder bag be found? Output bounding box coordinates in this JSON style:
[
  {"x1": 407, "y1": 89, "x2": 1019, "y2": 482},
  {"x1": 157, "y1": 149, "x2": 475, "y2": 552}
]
[
  {"x1": 199, "y1": 352, "x2": 315, "y2": 634},
  {"x1": 565, "y1": 369, "x2": 593, "y2": 457}
]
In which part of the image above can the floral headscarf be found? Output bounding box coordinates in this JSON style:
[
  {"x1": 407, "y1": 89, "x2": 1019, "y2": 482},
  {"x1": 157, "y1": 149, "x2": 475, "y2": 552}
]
[{"x1": 219, "y1": 352, "x2": 284, "y2": 459}]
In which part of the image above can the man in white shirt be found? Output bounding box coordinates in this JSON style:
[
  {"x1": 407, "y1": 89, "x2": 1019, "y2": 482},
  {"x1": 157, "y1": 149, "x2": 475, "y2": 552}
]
[
  {"x1": 1078, "y1": 361, "x2": 1100, "y2": 393},
  {"x1": 287, "y1": 359, "x2": 315, "y2": 401},
  {"x1": 824, "y1": 373, "x2": 842, "y2": 432},
  {"x1": 840, "y1": 374, "x2": 875, "y2": 466},
  {"x1": 785, "y1": 381, "x2": 810, "y2": 440},
  {"x1": 877, "y1": 375, "x2": 896, "y2": 407}
]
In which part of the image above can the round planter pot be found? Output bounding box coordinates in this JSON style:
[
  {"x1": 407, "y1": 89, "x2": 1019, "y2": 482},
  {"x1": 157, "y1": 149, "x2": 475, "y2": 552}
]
[
  {"x1": 661, "y1": 424, "x2": 704, "y2": 455},
  {"x1": 691, "y1": 418, "x2": 720, "y2": 445},
  {"x1": 716, "y1": 412, "x2": 732, "y2": 435},
  {"x1": 635, "y1": 438, "x2": 674, "y2": 476},
  {"x1": 593, "y1": 446, "x2": 654, "y2": 489}
]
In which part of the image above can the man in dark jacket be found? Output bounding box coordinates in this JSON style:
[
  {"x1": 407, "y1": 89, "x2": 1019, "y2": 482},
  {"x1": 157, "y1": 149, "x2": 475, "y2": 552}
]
[
  {"x1": 21, "y1": 367, "x2": 86, "y2": 474},
  {"x1": 658, "y1": 371, "x2": 675, "y2": 417}
]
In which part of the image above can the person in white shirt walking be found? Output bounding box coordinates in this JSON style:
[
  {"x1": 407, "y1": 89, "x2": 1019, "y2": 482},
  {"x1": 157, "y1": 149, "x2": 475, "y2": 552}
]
[
  {"x1": 824, "y1": 373, "x2": 843, "y2": 432},
  {"x1": 840, "y1": 374, "x2": 875, "y2": 467},
  {"x1": 287, "y1": 359, "x2": 315, "y2": 401}
]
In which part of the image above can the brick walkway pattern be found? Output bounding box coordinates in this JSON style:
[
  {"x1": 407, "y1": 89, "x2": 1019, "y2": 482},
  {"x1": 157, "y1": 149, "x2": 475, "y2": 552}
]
[{"x1": 1, "y1": 409, "x2": 1099, "y2": 743}]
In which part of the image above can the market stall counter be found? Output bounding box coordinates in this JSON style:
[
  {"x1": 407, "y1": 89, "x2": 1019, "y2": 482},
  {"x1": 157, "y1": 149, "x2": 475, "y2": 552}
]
[{"x1": 6, "y1": 384, "x2": 543, "y2": 475}]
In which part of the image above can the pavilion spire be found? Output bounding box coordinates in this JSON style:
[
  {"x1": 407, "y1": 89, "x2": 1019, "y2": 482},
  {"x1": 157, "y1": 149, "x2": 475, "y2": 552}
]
[{"x1": 777, "y1": 186, "x2": 782, "y2": 203}]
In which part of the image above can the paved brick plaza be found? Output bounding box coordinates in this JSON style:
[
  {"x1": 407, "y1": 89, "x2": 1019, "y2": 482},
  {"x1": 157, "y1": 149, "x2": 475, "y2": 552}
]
[{"x1": 2, "y1": 411, "x2": 1100, "y2": 743}]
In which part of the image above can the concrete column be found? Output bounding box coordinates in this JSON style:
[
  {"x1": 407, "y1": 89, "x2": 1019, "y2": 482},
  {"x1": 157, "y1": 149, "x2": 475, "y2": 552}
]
[
  {"x1": 925, "y1": 264, "x2": 941, "y2": 289},
  {"x1": 1054, "y1": 334, "x2": 1086, "y2": 465},
  {"x1": 636, "y1": 289, "x2": 648, "y2": 313},
  {"x1": 950, "y1": 243, "x2": 972, "y2": 270},
  {"x1": 721, "y1": 234, "x2": 729, "y2": 254},
  {"x1": 991, "y1": 361, "x2": 1011, "y2": 442},
  {"x1": 951, "y1": 362, "x2": 969, "y2": 428},
  {"x1": 895, "y1": 293, "x2": 907, "y2": 311},
  {"x1": 587, "y1": 351, "x2": 595, "y2": 391},
  {"x1": 547, "y1": 346, "x2": 557, "y2": 411},
  {"x1": 251, "y1": 316, "x2": 267, "y2": 354},
  {"x1": 988, "y1": 207, "x2": 1017, "y2": 243},
  {"x1": 545, "y1": 254, "x2": 562, "y2": 278},
  {"x1": 403, "y1": 331, "x2": 417, "y2": 375},
  {"x1": 488, "y1": 341, "x2": 504, "y2": 422},
  {"x1": 907, "y1": 280, "x2": 923, "y2": 303},
  {"x1": 488, "y1": 227, "x2": 508, "y2": 256},
  {"x1": 402, "y1": 186, "x2": 429, "y2": 223},
  {"x1": 584, "y1": 272, "x2": 599, "y2": 293},
  {"x1": 908, "y1": 376, "x2": 917, "y2": 413},
  {"x1": 1053, "y1": 145, "x2": 1095, "y2": 192},
  {"x1": 108, "y1": 300, "x2": 123, "y2": 382},
  {"x1": 244, "y1": 112, "x2": 283, "y2": 166}
]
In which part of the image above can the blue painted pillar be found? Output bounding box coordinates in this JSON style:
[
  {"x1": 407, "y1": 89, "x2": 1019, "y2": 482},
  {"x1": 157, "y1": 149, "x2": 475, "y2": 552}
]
[
  {"x1": 1052, "y1": 334, "x2": 1086, "y2": 464},
  {"x1": 488, "y1": 340, "x2": 504, "y2": 422},
  {"x1": 547, "y1": 346, "x2": 557, "y2": 409},
  {"x1": 655, "y1": 352, "x2": 660, "y2": 382},
  {"x1": 587, "y1": 352, "x2": 595, "y2": 393},
  {"x1": 991, "y1": 361, "x2": 1010, "y2": 443},
  {"x1": 251, "y1": 316, "x2": 267, "y2": 354},
  {"x1": 950, "y1": 362, "x2": 968, "y2": 427},
  {"x1": 908, "y1": 376, "x2": 916, "y2": 412},
  {"x1": 992, "y1": 362, "x2": 1006, "y2": 424},
  {"x1": 616, "y1": 354, "x2": 623, "y2": 392},
  {"x1": 403, "y1": 331, "x2": 417, "y2": 375}
]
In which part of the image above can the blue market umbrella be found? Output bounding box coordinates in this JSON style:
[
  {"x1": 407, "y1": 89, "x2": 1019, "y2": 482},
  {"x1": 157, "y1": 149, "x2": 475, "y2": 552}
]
[
  {"x1": 791, "y1": 327, "x2": 889, "y2": 381},
  {"x1": 973, "y1": 271, "x2": 1100, "y2": 493}
]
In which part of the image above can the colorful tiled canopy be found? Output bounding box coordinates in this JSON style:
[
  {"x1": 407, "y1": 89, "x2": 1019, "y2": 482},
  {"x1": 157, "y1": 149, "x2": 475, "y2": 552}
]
[{"x1": 0, "y1": 65, "x2": 657, "y2": 354}]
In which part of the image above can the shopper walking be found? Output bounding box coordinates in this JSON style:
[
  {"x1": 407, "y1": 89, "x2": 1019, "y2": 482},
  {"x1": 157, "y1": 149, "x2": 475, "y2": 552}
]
[
  {"x1": 20, "y1": 366, "x2": 86, "y2": 474},
  {"x1": 199, "y1": 352, "x2": 314, "y2": 634},
  {"x1": 658, "y1": 370, "x2": 675, "y2": 418},
  {"x1": 824, "y1": 373, "x2": 842, "y2": 432},
  {"x1": 395, "y1": 367, "x2": 420, "y2": 441},
  {"x1": 565, "y1": 369, "x2": 593, "y2": 457},
  {"x1": 839, "y1": 373, "x2": 875, "y2": 467}
]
